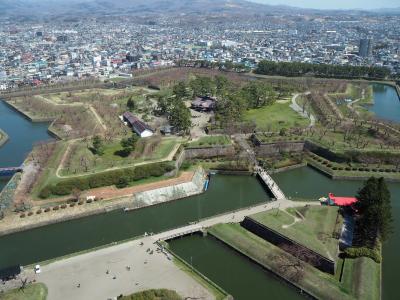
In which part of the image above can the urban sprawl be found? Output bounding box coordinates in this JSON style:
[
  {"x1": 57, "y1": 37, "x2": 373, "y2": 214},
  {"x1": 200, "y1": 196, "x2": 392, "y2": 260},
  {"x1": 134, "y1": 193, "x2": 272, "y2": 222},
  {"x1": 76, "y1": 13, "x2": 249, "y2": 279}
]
[{"x1": 0, "y1": 13, "x2": 399, "y2": 90}]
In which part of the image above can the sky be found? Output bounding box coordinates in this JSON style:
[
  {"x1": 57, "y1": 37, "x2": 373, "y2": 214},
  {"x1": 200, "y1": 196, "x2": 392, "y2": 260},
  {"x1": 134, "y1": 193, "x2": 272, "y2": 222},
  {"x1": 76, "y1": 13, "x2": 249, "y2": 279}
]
[{"x1": 251, "y1": 0, "x2": 400, "y2": 10}]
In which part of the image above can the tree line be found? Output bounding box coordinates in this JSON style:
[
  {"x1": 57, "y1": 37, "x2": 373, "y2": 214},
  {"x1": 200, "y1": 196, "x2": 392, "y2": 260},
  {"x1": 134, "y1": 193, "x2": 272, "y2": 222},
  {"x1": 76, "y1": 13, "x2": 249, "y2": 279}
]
[{"x1": 255, "y1": 60, "x2": 391, "y2": 80}]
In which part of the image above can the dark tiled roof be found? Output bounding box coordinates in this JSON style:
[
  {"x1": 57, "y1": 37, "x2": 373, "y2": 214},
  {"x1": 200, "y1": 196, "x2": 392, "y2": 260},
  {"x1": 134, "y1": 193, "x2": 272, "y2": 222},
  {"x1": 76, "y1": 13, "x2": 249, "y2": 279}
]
[{"x1": 123, "y1": 112, "x2": 153, "y2": 134}]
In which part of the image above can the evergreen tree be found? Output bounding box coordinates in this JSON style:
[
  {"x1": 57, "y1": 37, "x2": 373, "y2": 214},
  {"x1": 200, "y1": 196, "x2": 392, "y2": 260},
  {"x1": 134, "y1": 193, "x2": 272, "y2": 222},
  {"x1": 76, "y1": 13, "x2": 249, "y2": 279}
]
[
  {"x1": 127, "y1": 97, "x2": 135, "y2": 111},
  {"x1": 91, "y1": 135, "x2": 104, "y2": 155},
  {"x1": 356, "y1": 177, "x2": 393, "y2": 242},
  {"x1": 120, "y1": 134, "x2": 139, "y2": 156}
]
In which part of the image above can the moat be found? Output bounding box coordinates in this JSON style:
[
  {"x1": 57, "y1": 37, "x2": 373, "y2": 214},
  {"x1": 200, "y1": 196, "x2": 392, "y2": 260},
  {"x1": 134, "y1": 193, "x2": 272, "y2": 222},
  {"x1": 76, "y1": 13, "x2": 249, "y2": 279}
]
[{"x1": 0, "y1": 83, "x2": 399, "y2": 299}]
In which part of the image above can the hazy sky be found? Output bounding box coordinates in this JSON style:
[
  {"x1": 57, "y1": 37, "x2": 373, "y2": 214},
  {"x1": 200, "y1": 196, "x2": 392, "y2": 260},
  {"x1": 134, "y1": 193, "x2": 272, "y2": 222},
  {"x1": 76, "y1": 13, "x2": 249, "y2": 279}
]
[{"x1": 252, "y1": 0, "x2": 399, "y2": 10}]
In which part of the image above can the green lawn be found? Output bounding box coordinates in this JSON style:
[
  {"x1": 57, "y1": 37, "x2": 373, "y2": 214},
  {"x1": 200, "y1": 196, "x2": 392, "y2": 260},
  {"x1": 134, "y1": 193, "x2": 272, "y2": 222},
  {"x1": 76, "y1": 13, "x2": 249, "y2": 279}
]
[
  {"x1": 250, "y1": 206, "x2": 341, "y2": 260},
  {"x1": 1, "y1": 283, "x2": 47, "y2": 300},
  {"x1": 341, "y1": 257, "x2": 380, "y2": 300},
  {"x1": 187, "y1": 135, "x2": 232, "y2": 148},
  {"x1": 208, "y1": 223, "x2": 353, "y2": 300},
  {"x1": 243, "y1": 102, "x2": 309, "y2": 131},
  {"x1": 120, "y1": 289, "x2": 182, "y2": 300},
  {"x1": 59, "y1": 137, "x2": 180, "y2": 176}
]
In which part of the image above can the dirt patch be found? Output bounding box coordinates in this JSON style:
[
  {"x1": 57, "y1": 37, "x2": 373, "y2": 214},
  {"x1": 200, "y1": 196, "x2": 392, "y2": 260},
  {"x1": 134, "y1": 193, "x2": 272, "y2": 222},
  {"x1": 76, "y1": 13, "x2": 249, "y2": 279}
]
[{"x1": 34, "y1": 171, "x2": 194, "y2": 206}]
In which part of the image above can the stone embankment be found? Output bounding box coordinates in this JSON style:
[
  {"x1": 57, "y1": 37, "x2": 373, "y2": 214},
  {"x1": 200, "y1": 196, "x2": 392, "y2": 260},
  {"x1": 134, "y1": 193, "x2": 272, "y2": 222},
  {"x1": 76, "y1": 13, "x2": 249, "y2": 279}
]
[
  {"x1": 128, "y1": 168, "x2": 206, "y2": 209},
  {"x1": 0, "y1": 168, "x2": 207, "y2": 236}
]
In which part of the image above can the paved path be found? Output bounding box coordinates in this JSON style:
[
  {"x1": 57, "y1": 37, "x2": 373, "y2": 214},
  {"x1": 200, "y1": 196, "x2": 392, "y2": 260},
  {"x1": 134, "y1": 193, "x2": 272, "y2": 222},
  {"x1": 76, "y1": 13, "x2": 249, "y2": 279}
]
[{"x1": 290, "y1": 93, "x2": 315, "y2": 127}]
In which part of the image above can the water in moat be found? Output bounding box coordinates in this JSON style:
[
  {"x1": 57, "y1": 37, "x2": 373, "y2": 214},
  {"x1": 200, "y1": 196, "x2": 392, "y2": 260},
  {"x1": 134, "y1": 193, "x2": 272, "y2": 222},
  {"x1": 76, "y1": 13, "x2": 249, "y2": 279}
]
[
  {"x1": 169, "y1": 234, "x2": 304, "y2": 300},
  {"x1": 0, "y1": 174, "x2": 270, "y2": 268},
  {"x1": 367, "y1": 84, "x2": 400, "y2": 122},
  {"x1": 0, "y1": 100, "x2": 53, "y2": 191},
  {"x1": 1, "y1": 83, "x2": 400, "y2": 299}
]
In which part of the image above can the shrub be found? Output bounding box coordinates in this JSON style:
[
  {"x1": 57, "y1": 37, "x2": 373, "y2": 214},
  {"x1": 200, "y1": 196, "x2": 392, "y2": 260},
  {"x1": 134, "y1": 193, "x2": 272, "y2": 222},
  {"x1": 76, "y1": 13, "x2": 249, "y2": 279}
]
[
  {"x1": 20, "y1": 214, "x2": 25, "y2": 218},
  {"x1": 61, "y1": 204, "x2": 67, "y2": 209},
  {"x1": 44, "y1": 208, "x2": 51, "y2": 212},
  {"x1": 36, "y1": 210, "x2": 42, "y2": 214},
  {"x1": 70, "y1": 203, "x2": 75, "y2": 207},
  {"x1": 39, "y1": 187, "x2": 51, "y2": 199},
  {"x1": 344, "y1": 246, "x2": 381, "y2": 263},
  {"x1": 345, "y1": 167, "x2": 351, "y2": 171},
  {"x1": 78, "y1": 201, "x2": 84, "y2": 205},
  {"x1": 180, "y1": 161, "x2": 191, "y2": 170},
  {"x1": 86, "y1": 199, "x2": 92, "y2": 204},
  {"x1": 27, "y1": 212, "x2": 33, "y2": 216},
  {"x1": 42, "y1": 162, "x2": 175, "y2": 196},
  {"x1": 53, "y1": 206, "x2": 59, "y2": 211},
  {"x1": 116, "y1": 176, "x2": 129, "y2": 189}
]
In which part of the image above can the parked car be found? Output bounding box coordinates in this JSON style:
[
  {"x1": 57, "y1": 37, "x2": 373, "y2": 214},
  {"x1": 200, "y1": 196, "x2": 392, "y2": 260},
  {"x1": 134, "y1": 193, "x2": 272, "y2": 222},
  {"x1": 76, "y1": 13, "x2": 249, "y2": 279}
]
[{"x1": 34, "y1": 265, "x2": 41, "y2": 274}]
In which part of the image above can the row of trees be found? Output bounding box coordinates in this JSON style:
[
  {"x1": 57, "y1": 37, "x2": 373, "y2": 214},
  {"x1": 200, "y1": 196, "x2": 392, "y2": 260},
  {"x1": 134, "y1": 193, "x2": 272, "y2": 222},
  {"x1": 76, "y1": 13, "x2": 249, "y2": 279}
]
[{"x1": 255, "y1": 60, "x2": 391, "y2": 79}]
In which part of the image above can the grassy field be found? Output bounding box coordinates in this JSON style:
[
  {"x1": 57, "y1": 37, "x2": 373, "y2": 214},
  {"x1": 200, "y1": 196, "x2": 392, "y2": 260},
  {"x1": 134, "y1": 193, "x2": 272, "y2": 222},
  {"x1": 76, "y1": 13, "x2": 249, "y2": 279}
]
[
  {"x1": 243, "y1": 102, "x2": 309, "y2": 131},
  {"x1": 250, "y1": 206, "x2": 341, "y2": 260},
  {"x1": 341, "y1": 257, "x2": 380, "y2": 300},
  {"x1": 187, "y1": 135, "x2": 232, "y2": 148},
  {"x1": 59, "y1": 137, "x2": 180, "y2": 176},
  {"x1": 120, "y1": 289, "x2": 182, "y2": 300},
  {"x1": 0, "y1": 283, "x2": 47, "y2": 300},
  {"x1": 208, "y1": 223, "x2": 353, "y2": 300}
]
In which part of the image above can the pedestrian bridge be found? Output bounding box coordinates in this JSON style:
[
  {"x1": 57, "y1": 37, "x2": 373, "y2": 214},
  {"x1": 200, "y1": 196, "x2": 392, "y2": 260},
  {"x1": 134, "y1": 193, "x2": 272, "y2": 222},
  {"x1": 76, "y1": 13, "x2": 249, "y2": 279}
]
[
  {"x1": 0, "y1": 166, "x2": 23, "y2": 177},
  {"x1": 255, "y1": 166, "x2": 286, "y2": 200}
]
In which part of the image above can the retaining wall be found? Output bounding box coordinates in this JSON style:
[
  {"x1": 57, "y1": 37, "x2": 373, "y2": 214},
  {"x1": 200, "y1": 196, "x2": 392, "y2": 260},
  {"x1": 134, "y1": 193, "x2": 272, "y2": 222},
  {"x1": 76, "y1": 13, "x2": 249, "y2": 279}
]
[
  {"x1": 241, "y1": 217, "x2": 336, "y2": 274},
  {"x1": 255, "y1": 141, "x2": 305, "y2": 156},
  {"x1": 131, "y1": 168, "x2": 206, "y2": 208},
  {"x1": 184, "y1": 145, "x2": 235, "y2": 159},
  {"x1": 0, "y1": 169, "x2": 207, "y2": 237}
]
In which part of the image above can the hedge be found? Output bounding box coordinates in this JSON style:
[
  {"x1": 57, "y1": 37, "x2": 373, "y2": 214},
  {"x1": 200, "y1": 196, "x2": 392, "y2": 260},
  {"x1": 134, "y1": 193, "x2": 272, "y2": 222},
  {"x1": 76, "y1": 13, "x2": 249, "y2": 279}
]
[
  {"x1": 39, "y1": 162, "x2": 175, "y2": 198},
  {"x1": 344, "y1": 246, "x2": 381, "y2": 263}
]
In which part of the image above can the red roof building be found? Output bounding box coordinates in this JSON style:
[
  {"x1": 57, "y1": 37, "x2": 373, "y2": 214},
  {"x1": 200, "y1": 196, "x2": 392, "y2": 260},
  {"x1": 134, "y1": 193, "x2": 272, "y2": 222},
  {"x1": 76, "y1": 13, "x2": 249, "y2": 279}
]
[{"x1": 328, "y1": 193, "x2": 358, "y2": 206}]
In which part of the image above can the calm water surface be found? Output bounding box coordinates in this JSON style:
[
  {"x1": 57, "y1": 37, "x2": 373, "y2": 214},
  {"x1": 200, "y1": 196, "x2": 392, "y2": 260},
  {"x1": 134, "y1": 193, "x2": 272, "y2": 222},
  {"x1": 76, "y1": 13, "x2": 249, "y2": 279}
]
[
  {"x1": 367, "y1": 84, "x2": 400, "y2": 122},
  {"x1": 0, "y1": 100, "x2": 52, "y2": 191},
  {"x1": 169, "y1": 234, "x2": 303, "y2": 300},
  {"x1": 0, "y1": 174, "x2": 270, "y2": 268}
]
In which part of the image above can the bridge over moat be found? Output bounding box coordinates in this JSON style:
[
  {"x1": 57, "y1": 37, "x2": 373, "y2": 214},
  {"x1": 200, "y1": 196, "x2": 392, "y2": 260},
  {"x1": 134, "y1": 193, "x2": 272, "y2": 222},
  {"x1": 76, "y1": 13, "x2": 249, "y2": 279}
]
[{"x1": 0, "y1": 166, "x2": 23, "y2": 177}]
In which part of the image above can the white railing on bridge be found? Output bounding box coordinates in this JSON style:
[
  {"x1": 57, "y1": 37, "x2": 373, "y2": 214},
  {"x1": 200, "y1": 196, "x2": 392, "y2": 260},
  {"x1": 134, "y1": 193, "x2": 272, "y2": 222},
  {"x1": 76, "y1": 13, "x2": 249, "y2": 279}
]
[{"x1": 255, "y1": 166, "x2": 286, "y2": 200}]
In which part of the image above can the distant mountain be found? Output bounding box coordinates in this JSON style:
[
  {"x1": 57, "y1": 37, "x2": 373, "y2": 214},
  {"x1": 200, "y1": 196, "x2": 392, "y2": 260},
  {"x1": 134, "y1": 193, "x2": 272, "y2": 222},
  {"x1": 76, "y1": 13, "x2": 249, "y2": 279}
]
[
  {"x1": 0, "y1": 0, "x2": 306, "y2": 17},
  {"x1": 0, "y1": 0, "x2": 398, "y2": 18}
]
